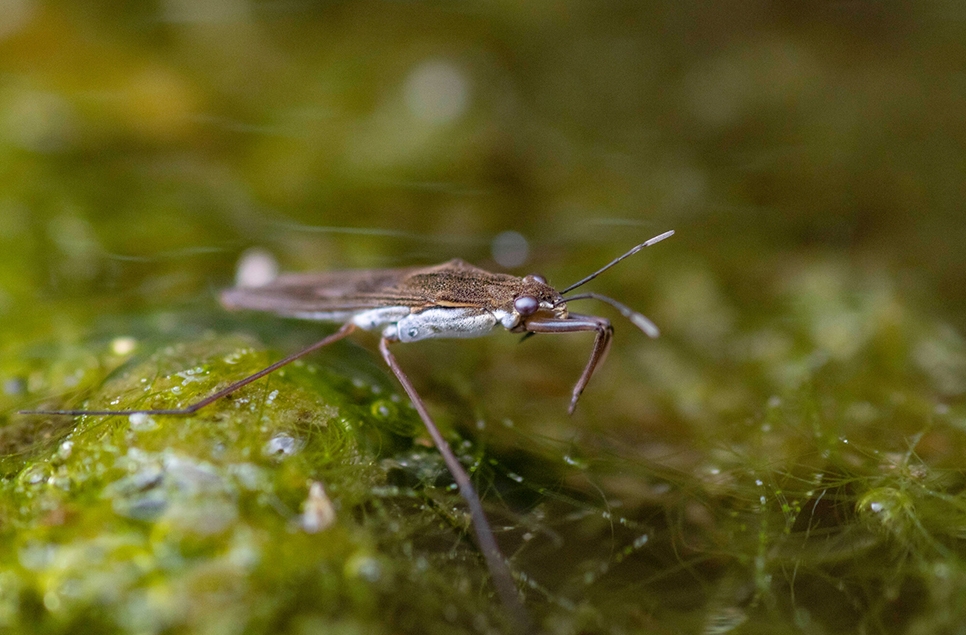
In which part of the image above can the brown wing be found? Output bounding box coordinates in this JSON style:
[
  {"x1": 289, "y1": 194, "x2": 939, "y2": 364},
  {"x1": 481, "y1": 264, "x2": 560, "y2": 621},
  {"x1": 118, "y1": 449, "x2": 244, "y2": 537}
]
[
  {"x1": 220, "y1": 259, "x2": 537, "y2": 317},
  {"x1": 393, "y1": 259, "x2": 523, "y2": 309},
  {"x1": 220, "y1": 265, "x2": 430, "y2": 315}
]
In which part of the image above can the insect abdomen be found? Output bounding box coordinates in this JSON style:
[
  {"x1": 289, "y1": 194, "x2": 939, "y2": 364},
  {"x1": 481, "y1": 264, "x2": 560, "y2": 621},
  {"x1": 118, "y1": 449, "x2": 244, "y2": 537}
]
[{"x1": 387, "y1": 307, "x2": 498, "y2": 343}]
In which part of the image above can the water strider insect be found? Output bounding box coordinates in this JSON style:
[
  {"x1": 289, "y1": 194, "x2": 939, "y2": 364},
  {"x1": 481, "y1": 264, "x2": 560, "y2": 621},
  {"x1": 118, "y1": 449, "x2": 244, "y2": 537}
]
[{"x1": 21, "y1": 229, "x2": 673, "y2": 632}]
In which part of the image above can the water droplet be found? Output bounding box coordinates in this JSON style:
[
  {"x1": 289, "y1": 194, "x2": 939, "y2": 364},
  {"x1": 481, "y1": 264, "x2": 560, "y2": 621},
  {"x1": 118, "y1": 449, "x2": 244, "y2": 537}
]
[
  {"x1": 129, "y1": 412, "x2": 156, "y2": 430},
  {"x1": 346, "y1": 554, "x2": 383, "y2": 582},
  {"x1": 491, "y1": 231, "x2": 530, "y2": 268},
  {"x1": 403, "y1": 59, "x2": 471, "y2": 124},
  {"x1": 235, "y1": 247, "x2": 279, "y2": 288},
  {"x1": 110, "y1": 336, "x2": 137, "y2": 355},
  {"x1": 370, "y1": 400, "x2": 397, "y2": 420},
  {"x1": 3, "y1": 377, "x2": 26, "y2": 396},
  {"x1": 20, "y1": 464, "x2": 49, "y2": 485},
  {"x1": 57, "y1": 441, "x2": 73, "y2": 460},
  {"x1": 264, "y1": 434, "x2": 302, "y2": 457}
]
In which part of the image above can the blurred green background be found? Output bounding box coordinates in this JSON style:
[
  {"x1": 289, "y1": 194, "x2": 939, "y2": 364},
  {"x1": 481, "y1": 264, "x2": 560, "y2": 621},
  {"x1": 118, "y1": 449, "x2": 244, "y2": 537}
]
[{"x1": 2, "y1": 1, "x2": 966, "y2": 634}]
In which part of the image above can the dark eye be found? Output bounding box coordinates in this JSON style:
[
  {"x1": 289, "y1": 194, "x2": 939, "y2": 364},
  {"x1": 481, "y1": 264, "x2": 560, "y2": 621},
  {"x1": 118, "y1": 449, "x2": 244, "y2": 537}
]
[{"x1": 514, "y1": 295, "x2": 539, "y2": 316}]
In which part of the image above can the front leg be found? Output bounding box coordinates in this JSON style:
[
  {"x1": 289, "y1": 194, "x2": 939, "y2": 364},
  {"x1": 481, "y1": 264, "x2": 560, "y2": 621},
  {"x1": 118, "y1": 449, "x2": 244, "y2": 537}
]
[{"x1": 523, "y1": 314, "x2": 613, "y2": 414}]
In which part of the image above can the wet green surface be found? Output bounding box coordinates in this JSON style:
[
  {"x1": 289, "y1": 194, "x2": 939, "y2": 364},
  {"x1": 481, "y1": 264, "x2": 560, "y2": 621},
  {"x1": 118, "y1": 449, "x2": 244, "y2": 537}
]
[{"x1": 2, "y1": 2, "x2": 966, "y2": 634}]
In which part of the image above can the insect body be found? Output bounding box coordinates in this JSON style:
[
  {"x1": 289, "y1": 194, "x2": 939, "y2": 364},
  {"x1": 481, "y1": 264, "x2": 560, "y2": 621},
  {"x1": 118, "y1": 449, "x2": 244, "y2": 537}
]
[
  {"x1": 21, "y1": 230, "x2": 674, "y2": 632},
  {"x1": 222, "y1": 259, "x2": 564, "y2": 341}
]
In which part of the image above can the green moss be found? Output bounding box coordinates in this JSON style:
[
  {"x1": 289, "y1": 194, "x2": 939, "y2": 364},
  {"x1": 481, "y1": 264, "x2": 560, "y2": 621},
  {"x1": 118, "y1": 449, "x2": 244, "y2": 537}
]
[{"x1": 0, "y1": 334, "x2": 513, "y2": 634}]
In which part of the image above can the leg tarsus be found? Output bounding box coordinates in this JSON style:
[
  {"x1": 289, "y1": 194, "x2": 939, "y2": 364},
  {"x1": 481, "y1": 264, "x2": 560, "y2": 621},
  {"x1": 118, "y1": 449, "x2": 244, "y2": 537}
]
[{"x1": 568, "y1": 322, "x2": 613, "y2": 415}]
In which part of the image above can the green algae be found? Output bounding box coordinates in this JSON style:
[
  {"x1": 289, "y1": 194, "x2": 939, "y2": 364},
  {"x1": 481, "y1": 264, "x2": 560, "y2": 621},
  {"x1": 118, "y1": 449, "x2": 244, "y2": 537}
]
[
  {"x1": 1, "y1": 333, "x2": 512, "y2": 634},
  {"x1": 4, "y1": 265, "x2": 966, "y2": 635},
  {"x1": 3, "y1": 2, "x2": 966, "y2": 634},
  {"x1": 5, "y1": 252, "x2": 966, "y2": 635}
]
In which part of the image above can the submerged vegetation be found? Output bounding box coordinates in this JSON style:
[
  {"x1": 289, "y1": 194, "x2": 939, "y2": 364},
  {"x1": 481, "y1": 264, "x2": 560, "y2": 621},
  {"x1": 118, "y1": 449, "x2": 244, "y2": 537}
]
[{"x1": 3, "y1": 255, "x2": 965, "y2": 634}]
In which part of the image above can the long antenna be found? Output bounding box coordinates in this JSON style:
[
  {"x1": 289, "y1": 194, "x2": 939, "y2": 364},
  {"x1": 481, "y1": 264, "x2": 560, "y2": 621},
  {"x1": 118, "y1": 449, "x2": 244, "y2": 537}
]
[{"x1": 560, "y1": 230, "x2": 674, "y2": 295}]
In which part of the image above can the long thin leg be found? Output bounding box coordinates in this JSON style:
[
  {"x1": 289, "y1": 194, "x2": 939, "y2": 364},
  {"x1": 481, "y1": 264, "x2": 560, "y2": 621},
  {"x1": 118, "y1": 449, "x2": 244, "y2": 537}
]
[
  {"x1": 524, "y1": 314, "x2": 613, "y2": 414},
  {"x1": 379, "y1": 337, "x2": 531, "y2": 634},
  {"x1": 19, "y1": 322, "x2": 358, "y2": 416}
]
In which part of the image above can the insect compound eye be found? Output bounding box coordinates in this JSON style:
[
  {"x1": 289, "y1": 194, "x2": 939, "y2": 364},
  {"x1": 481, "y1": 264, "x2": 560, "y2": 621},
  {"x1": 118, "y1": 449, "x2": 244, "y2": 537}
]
[
  {"x1": 524, "y1": 274, "x2": 547, "y2": 285},
  {"x1": 514, "y1": 295, "x2": 540, "y2": 316}
]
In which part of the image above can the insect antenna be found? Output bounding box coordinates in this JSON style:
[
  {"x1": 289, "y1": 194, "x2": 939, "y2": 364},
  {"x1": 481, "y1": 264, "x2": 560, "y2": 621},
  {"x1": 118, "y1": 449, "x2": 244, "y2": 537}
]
[
  {"x1": 559, "y1": 229, "x2": 674, "y2": 295},
  {"x1": 562, "y1": 292, "x2": 660, "y2": 338}
]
